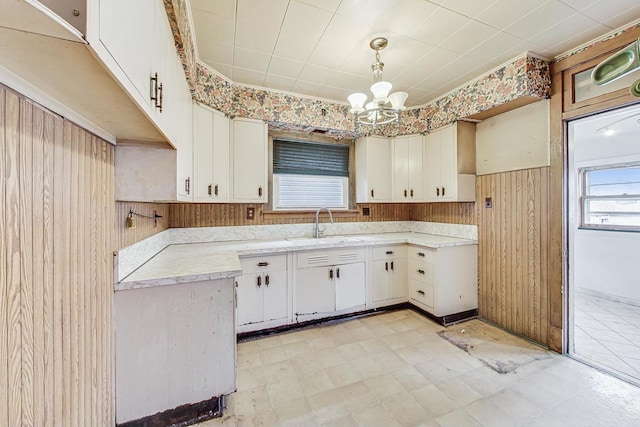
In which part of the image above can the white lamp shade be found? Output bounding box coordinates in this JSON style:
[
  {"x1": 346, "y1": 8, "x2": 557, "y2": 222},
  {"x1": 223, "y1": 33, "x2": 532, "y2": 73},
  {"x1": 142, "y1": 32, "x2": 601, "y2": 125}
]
[
  {"x1": 348, "y1": 92, "x2": 367, "y2": 114},
  {"x1": 370, "y1": 81, "x2": 392, "y2": 102},
  {"x1": 388, "y1": 91, "x2": 408, "y2": 111}
]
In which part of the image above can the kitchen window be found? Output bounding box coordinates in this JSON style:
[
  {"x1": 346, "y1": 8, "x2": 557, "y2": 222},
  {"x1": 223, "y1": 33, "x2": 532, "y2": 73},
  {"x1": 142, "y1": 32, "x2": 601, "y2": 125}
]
[
  {"x1": 580, "y1": 162, "x2": 640, "y2": 231},
  {"x1": 272, "y1": 138, "x2": 349, "y2": 210}
]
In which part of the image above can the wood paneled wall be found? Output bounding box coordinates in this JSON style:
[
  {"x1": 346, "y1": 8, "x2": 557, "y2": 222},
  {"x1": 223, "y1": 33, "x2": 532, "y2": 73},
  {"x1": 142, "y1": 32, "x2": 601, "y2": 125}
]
[
  {"x1": 476, "y1": 167, "x2": 550, "y2": 345},
  {"x1": 169, "y1": 203, "x2": 413, "y2": 228},
  {"x1": 0, "y1": 85, "x2": 114, "y2": 426},
  {"x1": 411, "y1": 202, "x2": 476, "y2": 224},
  {"x1": 115, "y1": 202, "x2": 170, "y2": 249}
]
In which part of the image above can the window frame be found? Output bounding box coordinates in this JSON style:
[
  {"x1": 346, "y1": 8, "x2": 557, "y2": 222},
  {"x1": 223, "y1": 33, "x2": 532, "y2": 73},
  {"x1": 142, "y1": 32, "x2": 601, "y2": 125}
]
[
  {"x1": 267, "y1": 133, "x2": 355, "y2": 212},
  {"x1": 579, "y1": 161, "x2": 640, "y2": 232}
]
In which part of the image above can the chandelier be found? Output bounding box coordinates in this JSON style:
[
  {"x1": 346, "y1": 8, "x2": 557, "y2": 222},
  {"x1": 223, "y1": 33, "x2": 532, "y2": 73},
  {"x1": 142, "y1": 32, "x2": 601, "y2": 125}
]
[{"x1": 348, "y1": 37, "x2": 408, "y2": 127}]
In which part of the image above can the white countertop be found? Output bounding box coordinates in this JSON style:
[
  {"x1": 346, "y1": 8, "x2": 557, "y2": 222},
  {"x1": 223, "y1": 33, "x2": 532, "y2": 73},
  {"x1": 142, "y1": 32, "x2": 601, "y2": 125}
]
[{"x1": 116, "y1": 232, "x2": 476, "y2": 291}]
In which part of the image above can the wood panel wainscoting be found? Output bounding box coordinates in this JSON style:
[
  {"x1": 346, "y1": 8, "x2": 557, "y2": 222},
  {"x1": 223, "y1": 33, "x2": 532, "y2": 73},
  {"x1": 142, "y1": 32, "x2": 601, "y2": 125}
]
[
  {"x1": 115, "y1": 202, "x2": 170, "y2": 249},
  {"x1": 476, "y1": 168, "x2": 550, "y2": 346},
  {"x1": 411, "y1": 202, "x2": 476, "y2": 225},
  {"x1": 0, "y1": 84, "x2": 114, "y2": 425}
]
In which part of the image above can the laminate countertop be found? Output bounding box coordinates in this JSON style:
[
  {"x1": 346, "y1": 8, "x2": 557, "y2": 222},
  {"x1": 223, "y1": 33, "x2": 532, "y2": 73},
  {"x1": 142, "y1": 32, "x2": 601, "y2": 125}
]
[{"x1": 116, "y1": 232, "x2": 476, "y2": 291}]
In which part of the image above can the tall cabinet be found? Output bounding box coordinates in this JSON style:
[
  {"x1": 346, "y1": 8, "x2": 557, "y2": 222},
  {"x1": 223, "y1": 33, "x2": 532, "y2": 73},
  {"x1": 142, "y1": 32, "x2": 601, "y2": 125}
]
[
  {"x1": 355, "y1": 136, "x2": 393, "y2": 202},
  {"x1": 193, "y1": 104, "x2": 230, "y2": 202},
  {"x1": 393, "y1": 134, "x2": 424, "y2": 201},
  {"x1": 231, "y1": 118, "x2": 268, "y2": 202},
  {"x1": 424, "y1": 121, "x2": 476, "y2": 202}
]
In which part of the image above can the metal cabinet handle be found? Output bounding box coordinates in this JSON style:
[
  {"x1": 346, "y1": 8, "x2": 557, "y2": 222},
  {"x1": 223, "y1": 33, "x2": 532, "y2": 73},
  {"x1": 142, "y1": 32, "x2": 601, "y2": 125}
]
[
  {"x1": 436, "y1": 187, "x2": 440, "y2": 196},
  {"x1": 404, "y1": 189, "x2": 408, "y2": 197},
  {"x1": 385, "y1": 262, "x2": 388, "y2": 271},
  {"x1": 386, "y1": 251, "x2": 394, "y2": 255},
  {"x1": 258, "y1": 186, "x2": 263, "y2": 197},
  {"x1": 391, "y1": 261, "x2": 394, "y2": 271},
  {"x1": 208, "y1": 184, "x2": 212, "y2": 196},
  {"x1": 185, "y1": 177, "x2": 190, "y2": 194},
  {"x1": 150, "y1": 73, "x2": 159, "y2": 106},
  {"x1": 418, "y1": 252, "x2": 425, "y2": 257},
  {"x1": 329, "y1": 269, "x2": 334, "y2": 280},
  {"x1": 157, "y1": 83, "x2": 163, "y2": 112},
  {"x1": 371, "y1": 189, "x2": 374, "y2": 198},
  {"x1": 410, "y1": 189, "x2": 414, "y2": 197},
  {"x1": 336, "y1": 268, "x2": 340, "y2": 279},
  {"x1": 417, "y1": 269, "x2": 425, "y2": 275},
  {"x1": 265, "y1": 274, "x2": 269, "y2": 287},
  {"x1": 442, "y1": 186, "x2": 445, "y2": 196},
  {"x1": 257, "y1": 261, "x2": 269, "y2": 267},
  {"x1": 417, "y1": 290, "x2": 425, "y2": 295},
  {"x1": 257, "y1": 275, "x2": 261, "y2": 288},
  {"x1": 214, "y1": 184, "x2": 219, "y2": 196}
]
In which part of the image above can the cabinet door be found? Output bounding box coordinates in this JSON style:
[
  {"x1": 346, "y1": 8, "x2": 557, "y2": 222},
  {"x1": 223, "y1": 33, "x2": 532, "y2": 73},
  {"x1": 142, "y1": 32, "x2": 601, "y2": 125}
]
[
  {"x1": 407, "y1": 135, "x2": 424, "y2": 200},
  {"x1": 98, "y1": 0, "x2": 154, "y2": 104},
  {"x1": 153, "y1": 0, "x2": 179, "y2": 141},
  {"x1": 367, "y1": 137, "x2": 393, "y2": 201},
  {"x1": 232, "y1": 118, "x2": 267, "y2": 202},
  {"x1": 388, "y1": 257, "x2": 407, "y2": 299},
  {"x1": 393, "y1": 137, "x2": 409, "y2": 200},
  {"x1": 335, "y1": 262, "x2": 365, "y2": 311},
  {"x1": 175, "y1": 83, "x2": 193, "y2": 201},
  {"x1": 193, "y1": 104, "x2": 214, "y2": 201},
  {"x1": 263, "y1": 270, "x2": 287, "y2": 322},
  {"x1": 212, "y1": 110, "x2": 230, "y2": 200},
  {"x1": 236, "y1": 274, "x2": 263, "y2": 326},
  {"x1": 371, "y1": 260, "x2": 390, "y2": 302},
  {"x1": 439, "y1": 124, "x2": 456, "y2": 200},
  {"x1": 297, "y1": 266, "x2": 335, "y2": 315},
  {"x1": 424, "y1": 131, "x2": 441, "y2": 201}
]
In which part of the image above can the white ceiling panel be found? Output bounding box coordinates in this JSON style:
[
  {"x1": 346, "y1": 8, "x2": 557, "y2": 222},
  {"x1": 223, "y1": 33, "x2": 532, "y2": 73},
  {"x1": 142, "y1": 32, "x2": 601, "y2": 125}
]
[
  {"x1": 440, "y1": 20, "x2": 499, "y2": 54},
  {"x1": 266, "y1": 56, "x2": 306, "y2": 79},
  {"x1": 410, "y1": 7, "x2": 472, "y2": 46},
  {"x1": 441, "y1": 0, "x2": 499, "y2": 18},
  {"x1": 233, "y1": 47, "x2": 271, "y2": 73},
  {"x1": 189, "y1": 0, "x2": 640, "y2": 107}
]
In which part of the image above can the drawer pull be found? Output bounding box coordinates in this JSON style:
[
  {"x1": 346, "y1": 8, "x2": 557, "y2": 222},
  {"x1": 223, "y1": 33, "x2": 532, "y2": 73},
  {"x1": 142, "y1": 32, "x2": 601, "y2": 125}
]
[
  {"x1": 386, "y1": 250, "x2": 394, "y2": 255},
  {"x1": 417, "y1": 269, "x2": 425, "y2": 275},
  {"x1": 417, "y1": 252, "x2": 425, "y2": 257},
  {"x1": 385, "y1": 262, "x2": 389, "y2": 271},
  {"x1": 417, "y1": 290, "x2": 425, "y2": 296},
  {"x1": 329, "y1": 269, "x2": 334, "y2": 280},
  {"x1": 336, "y1": 268, "x2": 340, "y2": 279},
  {"x1": 256, "y1": 276, "x2": 262, "y2": 288},
  {"x1": 265, "y1": 274, "x2": 269, "y2": 287},
  {"x1": 257, "y1": 261, "x2": 269, "y2": 267}
]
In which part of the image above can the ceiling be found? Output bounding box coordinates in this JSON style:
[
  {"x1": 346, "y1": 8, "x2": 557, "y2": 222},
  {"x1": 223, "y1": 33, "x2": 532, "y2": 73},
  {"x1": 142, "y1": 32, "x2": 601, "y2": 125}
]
[{"x1": 188, "y1": 0, "x2": 640, "y2": 107}]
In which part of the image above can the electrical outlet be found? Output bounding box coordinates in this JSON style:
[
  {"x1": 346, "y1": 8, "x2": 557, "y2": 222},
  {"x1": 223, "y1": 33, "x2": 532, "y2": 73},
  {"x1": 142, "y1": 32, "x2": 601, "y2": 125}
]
[
  {"x1": 246, "y1": 207, "x2": 255, "y2": 220},
  {"x1": 362, "y1": 207, "x2": 370, "y2": 216}
]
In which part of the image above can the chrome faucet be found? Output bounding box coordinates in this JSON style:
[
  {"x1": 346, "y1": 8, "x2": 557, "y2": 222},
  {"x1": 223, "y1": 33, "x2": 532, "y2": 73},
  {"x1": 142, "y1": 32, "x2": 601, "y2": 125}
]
[{"x1": 314, "y1": 207, "x2": 334, "y2": 238}]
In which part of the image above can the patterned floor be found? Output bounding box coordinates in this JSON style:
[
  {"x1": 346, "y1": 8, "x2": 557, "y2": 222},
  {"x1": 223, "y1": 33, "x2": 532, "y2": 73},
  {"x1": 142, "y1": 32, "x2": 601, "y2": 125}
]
[
  {"x1": 198, "y1": 309, "x2": 640, "y2": 426},
  {"x1": 574, "y1": 291, "x2": 640, "y2": 383}
]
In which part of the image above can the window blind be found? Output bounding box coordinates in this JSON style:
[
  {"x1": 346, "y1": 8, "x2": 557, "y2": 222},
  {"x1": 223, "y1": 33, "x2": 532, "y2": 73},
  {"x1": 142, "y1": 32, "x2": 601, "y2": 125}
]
[{"x1": 273, "y1": 139, "x2": 349, "y2": 177}]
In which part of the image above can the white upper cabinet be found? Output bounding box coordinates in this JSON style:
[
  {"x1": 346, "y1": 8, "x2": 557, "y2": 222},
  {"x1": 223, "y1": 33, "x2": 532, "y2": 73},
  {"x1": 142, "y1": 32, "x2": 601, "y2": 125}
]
[
  {"x1": 393, "y1": 134, "x2": 424, "y2": 202},
  {"x1": 355, "y1": 136, "x2": 393, "y2": 203},
  {"x1": 424, "y1": 121, "x2": 476, "y2": 202},
  {"x1": 193, "y1": 104, "x2": 230, "y2": 202},
  {"x1": 91, "y1": 0, "x2": 183, "y2": 145},
  {"x1": 231, "y1": 118, "x2": 268, "y2": 202}
]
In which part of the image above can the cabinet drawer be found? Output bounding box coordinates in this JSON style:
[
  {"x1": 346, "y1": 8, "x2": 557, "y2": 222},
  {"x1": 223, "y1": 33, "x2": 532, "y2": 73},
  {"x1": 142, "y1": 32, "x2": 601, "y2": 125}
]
[
  {"x1": 297, "y1": 248, "x2": 365, "y2": 268},
  {"x1": 408, "y1": 260, "x2": 434, "y2": 284},
  {"x1": 409, "y1": 246, "x2": 435, "y2": 262},
  {"x1": 240, "y1": 254, "x2": 287, "y2": 274},
  {"x1": 371, "y1": 245, "x2": 407, "y2": 261},
  {"x1": 410, "y1": 279, "x2": 434, "y2": 308}
]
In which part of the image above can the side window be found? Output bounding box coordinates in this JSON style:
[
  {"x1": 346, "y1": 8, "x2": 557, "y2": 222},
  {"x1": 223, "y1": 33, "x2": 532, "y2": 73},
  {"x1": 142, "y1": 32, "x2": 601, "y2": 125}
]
[
  {"x1": 580, "y1": 163, "x2": 640, "y2": 230},
  {"x1": 272, "y1": 139, "x2": 349, "y2": 210}
]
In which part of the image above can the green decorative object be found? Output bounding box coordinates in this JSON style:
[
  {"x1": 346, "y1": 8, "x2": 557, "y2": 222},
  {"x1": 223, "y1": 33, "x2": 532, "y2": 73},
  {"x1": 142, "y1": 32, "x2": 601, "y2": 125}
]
[{"x1": 591, "y1": 38, "x2": 640, "y2": 86}]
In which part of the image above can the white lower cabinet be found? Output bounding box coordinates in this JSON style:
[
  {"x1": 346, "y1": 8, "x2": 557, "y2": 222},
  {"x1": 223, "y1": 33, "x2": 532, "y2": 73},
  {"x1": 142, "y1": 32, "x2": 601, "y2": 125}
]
[
  {"x1": 296, "y1": 248, "x2": 366, "y2": 320},
  {"x1": 371, "y1": 245, "x2": 407, "y2": 306},
  {"x1": 236, "y1": 255, "x2": 288, "y2": 332},
  {"x1": 408, "y1": 244, "x2": 478, "y2": 319}
]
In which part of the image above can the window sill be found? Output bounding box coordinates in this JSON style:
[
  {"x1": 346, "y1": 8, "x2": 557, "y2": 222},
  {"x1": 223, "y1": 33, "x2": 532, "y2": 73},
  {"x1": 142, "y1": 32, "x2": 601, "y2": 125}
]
[{"x1": 262, "y1": 209, "x2": 359, "y2": 220}]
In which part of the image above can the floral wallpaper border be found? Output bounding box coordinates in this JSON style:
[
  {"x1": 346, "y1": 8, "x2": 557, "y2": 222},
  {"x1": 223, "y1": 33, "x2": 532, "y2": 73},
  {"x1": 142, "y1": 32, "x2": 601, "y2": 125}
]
[{"x1": 554, "y1": 20, "x2": 640, "y2": 63}]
